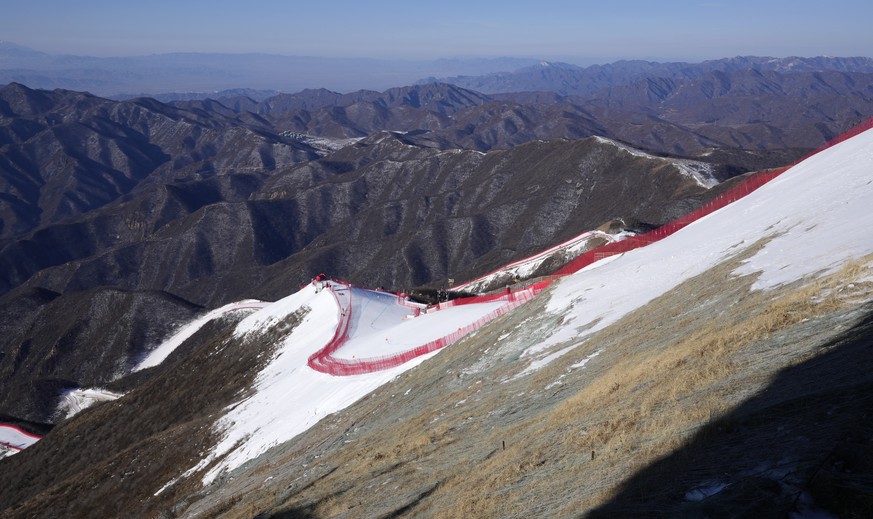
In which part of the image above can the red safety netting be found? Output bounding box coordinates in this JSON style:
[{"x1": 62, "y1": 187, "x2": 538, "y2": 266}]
[
  {"x1": 0, "y1": 423, "x2": 42, "y2": 451},
  {"x1": 308, "y1": 282, "x2": 548, "y2": 376},
  {"x1": 306, "y1": 118, "x2": 873, "y2": 376}
]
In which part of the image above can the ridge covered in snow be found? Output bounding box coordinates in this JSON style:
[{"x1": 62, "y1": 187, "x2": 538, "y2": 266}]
[
  {"x1": 162, "y1": 280, "x2": 540, "y2": 487},
  {"x1": 593, "y1": 135, "x2": 720, "y2": 188}
]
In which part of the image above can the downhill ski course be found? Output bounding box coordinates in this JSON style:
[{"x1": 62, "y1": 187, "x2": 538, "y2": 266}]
[
  {"x1": 308, "y1": 282, "x2": 544, "y2": 375},
  {"x1": 185, "y1": 117, "x2": 873, "y2": 484},
  {"x1": 0, "y1": 424, "x2": 40, "y2": 455},
  {"x1": 8, "y1": 118, "x2": 872, "y2": 486}
]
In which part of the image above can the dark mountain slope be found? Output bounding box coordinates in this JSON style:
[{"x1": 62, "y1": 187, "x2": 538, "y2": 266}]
[
  {"x1": 0, "y1": 83, "x2": 319, "y2": 241},
  {"x1": 0, "y1": 131, "x2": 737, "y2": 307},
  {"x1": 0, "y1": 286, "x2": 201, "y2": 423}
]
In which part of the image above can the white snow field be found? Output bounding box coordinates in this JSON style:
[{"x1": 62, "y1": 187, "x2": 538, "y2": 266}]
[
  {"x1": 532, "y1": 126, "x2": 873, "y2": 360},
  {"x1": 0, "y1": 424, "x2": 40, "y2": 458},
  {"x1": 168, "y1": 280, "x2": 530, "y2": 488},
  {"x1": 334, "y1": 286, "x2": 507, "y2": 359}
]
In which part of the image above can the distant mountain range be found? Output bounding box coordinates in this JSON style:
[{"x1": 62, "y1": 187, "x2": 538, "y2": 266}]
[
  {"x1": 0, "y1": 42, "x2": 540, "y2": 96},
  {"x1": 423, "y1": 55, "x2": 873, "y2": 96}
]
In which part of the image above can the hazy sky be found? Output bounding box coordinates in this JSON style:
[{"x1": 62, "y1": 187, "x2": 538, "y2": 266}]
[{"x1": 2, "y1": 0, "x2": 871, "y2": 62}]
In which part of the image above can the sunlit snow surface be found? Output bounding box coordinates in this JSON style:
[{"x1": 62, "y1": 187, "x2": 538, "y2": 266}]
[
  {"x1": 542, "y1": 128, "x2": 873, "y2": 350},
  {"x1": 182, "y1": 282, "x2": 515, "y2": 486},
  {"x1": 0, "y1": 425, "x2": 40, "y2": 457},
  {"x1": 168, "y1": 126, "x2": 873, "y2": 491}
]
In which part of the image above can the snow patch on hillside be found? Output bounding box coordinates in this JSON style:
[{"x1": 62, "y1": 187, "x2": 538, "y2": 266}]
[
  {"x1": 57, "y1": 388, "x2": 122, "y2": 419},
  {"x1": 134, "y1": 300, "x2": 266, "y2": 372},
  {"x1": 593, "y1": 136, "x2": 719, "y2": 188},
  {"x1": 281, "y1": 132, "x2": 363, "y2": 153},
  {"x1": 546, "y1": 128, "x2": 873, "y2": 350}
]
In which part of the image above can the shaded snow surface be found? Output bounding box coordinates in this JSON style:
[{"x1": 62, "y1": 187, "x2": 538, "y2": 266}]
[
  {"x1": 134, "y1": 300, "x2": 267, "y2": 372},
  {"x1": 0, "y1": 425, "x2": 40, "y2": 457}
]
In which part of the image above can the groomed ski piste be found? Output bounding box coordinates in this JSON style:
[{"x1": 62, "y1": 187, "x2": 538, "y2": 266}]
[
  {"x1": 0, "y1": 424, "x2": 40, "y2": 459},
  {"x1": 7, "y1": 118, "x2": 873, "y2": 493},
  {"x1": 162, "y1": 117, "x2": 873, "y2": 487}
]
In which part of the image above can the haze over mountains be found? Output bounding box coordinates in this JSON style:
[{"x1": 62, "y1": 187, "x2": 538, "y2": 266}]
[
  {"x1": 0, "y1": 42, "x2": 542, "y2": 97},
  {"x1": 1, "y1": 47, "x2": 873, "y2": 517}
]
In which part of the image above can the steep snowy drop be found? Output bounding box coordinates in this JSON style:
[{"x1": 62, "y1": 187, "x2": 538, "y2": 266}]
[
  {"x1": 162, "y1": 122, "x2": 873, "y2": 494},
  {"x1": 536, "y1": 125, "x2": 873, "y2": 357},
  {"x1": 172, "y1": 280, "x2": 528, "y2": 488}
]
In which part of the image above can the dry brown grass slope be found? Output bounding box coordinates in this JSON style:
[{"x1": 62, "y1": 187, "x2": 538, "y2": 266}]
[{"x1": 172, "y1": 247, "x2": 873, "y2": 518}]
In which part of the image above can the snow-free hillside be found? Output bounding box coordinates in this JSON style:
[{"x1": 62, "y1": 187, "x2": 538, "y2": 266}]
[{"x1": 593, "y1": 136, "x2": 720, "y2": 188}]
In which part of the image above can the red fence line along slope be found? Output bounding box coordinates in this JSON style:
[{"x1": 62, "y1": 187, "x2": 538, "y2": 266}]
[
  {"x1": 0, "y1": 424, "x2": 42, "y2": 451},
  {"x1": 556, "y1": 117, "x2": 873, "y2": 276},
  {"x1": 307, "y1": 118, "x2": 873, "y2": 376},
  {"x1": 307, "y1": 281, "x2": 550, "y2": 376}
]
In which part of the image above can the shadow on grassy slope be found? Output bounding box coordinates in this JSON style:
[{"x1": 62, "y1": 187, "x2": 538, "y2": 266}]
[{"x1": 586, "y1": 306, "x2": 873, "y2": 519}]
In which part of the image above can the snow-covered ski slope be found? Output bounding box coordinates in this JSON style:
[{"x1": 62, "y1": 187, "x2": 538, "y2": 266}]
[
  {"x1": 178, "y1": 120, "x2": 873, "y2": 487},
  {"x1": 308, "y1": 282, "x2": 542, "y2": 375},
  {"x1": 534, "y1": 122, "x2": 873, "y2": 358},
  {"x1": 168, "y1": 280, "x2": 533, "y2": 486},
  {"x1": 0, "y1": 425, "x2": 40, "y2": 458}
]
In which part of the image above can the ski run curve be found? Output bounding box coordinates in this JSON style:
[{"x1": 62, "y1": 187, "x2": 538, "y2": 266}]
[
  {"x1": 10, "y1": 121, "x2": 873, "y2": 487},
  {"x1": 167, "y1": 121, "x2": 873, "y2": 488}
]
